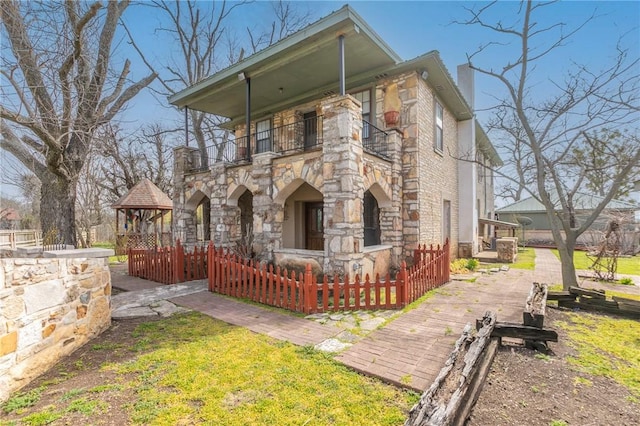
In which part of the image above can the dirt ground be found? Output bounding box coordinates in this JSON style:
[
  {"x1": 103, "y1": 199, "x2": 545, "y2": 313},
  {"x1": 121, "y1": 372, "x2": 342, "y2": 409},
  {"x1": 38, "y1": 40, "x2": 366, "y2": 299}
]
[
  {"x1": 2, "y1": 306, "x2": 639, "y2": 425},
  {"x1": 469, "y1": 308, "x2": 640, "y2": 426}
]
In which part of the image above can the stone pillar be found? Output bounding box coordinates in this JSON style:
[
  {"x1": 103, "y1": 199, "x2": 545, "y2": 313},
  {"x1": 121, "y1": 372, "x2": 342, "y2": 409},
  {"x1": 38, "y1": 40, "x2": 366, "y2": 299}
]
[
  {"x1": 208, "y1": 163, "x2": 235, "y2": 246},
  {"x1": 172, "y1": 146, "x2": 199, "y2": 244},
  {"x1": 321, "y1": 95, "x2": 365, "y2": 279},
  {"x1": 380, "y1": 129, "x2": 404, "y2": 267},
  {"x1": 251, "y1": 152, "x2": 281, "y2": 261}
]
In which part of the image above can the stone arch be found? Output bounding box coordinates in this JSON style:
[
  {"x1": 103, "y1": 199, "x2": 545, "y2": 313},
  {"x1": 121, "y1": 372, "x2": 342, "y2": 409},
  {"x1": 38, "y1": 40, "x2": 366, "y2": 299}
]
[
  {"x1": 185, "y1": 189, "x2": 209, "y2": 211},
  {"x1": 364, "y1": 181, "x2": 392, "y2": 208},
  {"x1": 273, "y1": 177, "x2": 322, "y2": 206},
  {"x1": 184, "y1": 189, "x2": 211, "y2": 242},
  {"x1": 227, "y1": 169, "x2": 258, "y2": 206},
  {"x1": 227, "y1": 184, "x2": 253, "y2": 207}
]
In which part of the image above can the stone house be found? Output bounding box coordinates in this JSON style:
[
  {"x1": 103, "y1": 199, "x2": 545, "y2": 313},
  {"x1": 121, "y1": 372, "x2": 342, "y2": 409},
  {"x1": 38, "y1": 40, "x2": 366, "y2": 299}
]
[{"x1": 170, "y1": 5, "x2": 501, "y2": 278}]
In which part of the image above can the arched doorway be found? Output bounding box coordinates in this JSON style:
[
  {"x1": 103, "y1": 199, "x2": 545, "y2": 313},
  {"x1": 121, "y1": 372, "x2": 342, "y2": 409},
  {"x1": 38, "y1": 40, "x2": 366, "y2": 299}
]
[
  {"x1": 237, "y1": 190, "x2": 253, "y2": 237},
  {"x1": 363, "y1": 190, "x2": 381, "y2": 246},
  {"x1": 281, "y1": 182, "x2": 323, "y2": 250}
]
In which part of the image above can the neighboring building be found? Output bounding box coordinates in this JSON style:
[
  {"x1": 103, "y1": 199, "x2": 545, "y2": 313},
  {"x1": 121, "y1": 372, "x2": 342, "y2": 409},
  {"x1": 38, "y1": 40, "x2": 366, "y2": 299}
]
[
  {"x1": 496, "y1": 193, "x2": 640, "y2": 248},
  {"x1": 170, "y1": 5, "x2": 501, "y2": 278},
  {"x1": 0, "y1": 208, "x2": 21, "y2": 230}
]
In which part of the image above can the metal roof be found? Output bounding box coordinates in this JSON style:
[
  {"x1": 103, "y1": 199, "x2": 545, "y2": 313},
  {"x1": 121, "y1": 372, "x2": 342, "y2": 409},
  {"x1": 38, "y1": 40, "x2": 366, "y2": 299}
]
[{"x1": 497, "y1": 193, "x2": 639, "y2": 213}]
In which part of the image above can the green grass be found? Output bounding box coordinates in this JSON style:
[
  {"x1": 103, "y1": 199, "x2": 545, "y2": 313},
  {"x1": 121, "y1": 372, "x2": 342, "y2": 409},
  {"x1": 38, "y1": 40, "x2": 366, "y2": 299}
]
[
  {"x1": 1, "y1": 387, "x2": 45, "y2": 414},
  {"x1": 556, "y1": 313, "x2": 640, "y2": 397},
  {"x1": 108, "y1": 312, "x2": 418, "y2": 425},
  {"x1": 509, "y1": 248, "x2": 536, "y2": 270},
  {"x1": 551, "y1": 249, "x2": 640, "y2": 275}
]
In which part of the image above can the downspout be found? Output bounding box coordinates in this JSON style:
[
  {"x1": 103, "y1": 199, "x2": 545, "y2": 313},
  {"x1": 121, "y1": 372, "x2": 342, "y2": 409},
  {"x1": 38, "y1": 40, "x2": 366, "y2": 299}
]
[
  {"x1": 338, "y1": 35, "x2": 345, "y2": 96},
  {"x1": 245, "y1": 77, "x2": 252, "y2": 161},
  {"x1": 184, "y1": 106, "x2": 189, "y2": 147}
]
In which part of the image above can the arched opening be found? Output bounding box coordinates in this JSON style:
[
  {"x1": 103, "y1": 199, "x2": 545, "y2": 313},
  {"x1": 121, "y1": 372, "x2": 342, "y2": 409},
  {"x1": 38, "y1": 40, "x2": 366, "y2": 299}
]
[
  {"x1": 185, "y1": 190, "x2": 211, "y2": 243},
  {"x1": 363, "y1": 190, "x2": 381, "y2": 246},
  {"x1": 196, "y1": 197, "x2": 211, "y2": 242},
  {"x1": 282, "y1": 182, "x2": 323, "y2": 250},
  {"x1": 237, "y1": 190, "x2": 253, "y2": 237}
]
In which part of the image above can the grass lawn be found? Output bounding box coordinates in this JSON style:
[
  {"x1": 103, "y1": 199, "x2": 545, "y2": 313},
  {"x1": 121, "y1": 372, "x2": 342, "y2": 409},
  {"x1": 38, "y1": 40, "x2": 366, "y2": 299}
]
[
  {"x1": 2, "y1": 313, "x2": 418, "y2": 425},
  {"x1": 509, "y1": 247, "x2": 535, "y2": 270},
  {"x1": 551, "y1": 249, "x2": 640, "y2": 275},
  {"x1": 556, "y1": 313, "x2": 640, "y2": 399}
]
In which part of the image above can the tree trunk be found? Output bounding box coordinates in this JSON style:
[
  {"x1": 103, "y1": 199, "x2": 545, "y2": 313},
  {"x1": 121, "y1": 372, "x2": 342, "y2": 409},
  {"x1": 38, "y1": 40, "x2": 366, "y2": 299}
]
[
  {"x1": 556, "y1": 238, "x2": 578, "y2": 291},
  {"x1": 40, "y1": 172, "x2": 78, "y2": 247}
]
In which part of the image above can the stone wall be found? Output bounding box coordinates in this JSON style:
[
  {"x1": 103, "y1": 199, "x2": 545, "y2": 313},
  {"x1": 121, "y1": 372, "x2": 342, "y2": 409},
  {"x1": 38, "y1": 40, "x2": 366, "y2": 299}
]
[{"x1": 0, "y1": 258, "x2": 111, "y2": 402}]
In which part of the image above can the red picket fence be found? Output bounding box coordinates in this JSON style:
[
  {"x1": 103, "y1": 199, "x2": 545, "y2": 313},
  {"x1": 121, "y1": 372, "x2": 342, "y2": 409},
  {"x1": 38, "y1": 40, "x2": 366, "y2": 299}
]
[
  {"x1": 207, "y1": 239, "x2": 450, "y2": 314},
  {"x1": 127, "y1": 240, "x2": 207, "y2": 284}
]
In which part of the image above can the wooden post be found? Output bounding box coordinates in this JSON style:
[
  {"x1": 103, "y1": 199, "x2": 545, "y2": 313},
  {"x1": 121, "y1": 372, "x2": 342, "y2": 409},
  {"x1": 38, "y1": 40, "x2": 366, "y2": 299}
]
[
  {"x1": 400, "y1": 261, "x2": 408, "y2": 307},
  {"x1": 304, "y1": 264, "x2": 313, "y2": 314}
]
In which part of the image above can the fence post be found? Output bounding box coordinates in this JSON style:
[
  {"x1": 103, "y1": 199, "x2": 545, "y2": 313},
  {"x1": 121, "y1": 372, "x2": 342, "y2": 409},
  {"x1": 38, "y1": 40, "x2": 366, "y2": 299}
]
[
  {"x1": 400, "y1": 261, "x2": 408, "y2": 307},
  {"x1": 304, "y1": 264, "x2": 313, "y2": 314},
  {"x1": 207, "y1": 242, "x2": 213, "y2": 291}
]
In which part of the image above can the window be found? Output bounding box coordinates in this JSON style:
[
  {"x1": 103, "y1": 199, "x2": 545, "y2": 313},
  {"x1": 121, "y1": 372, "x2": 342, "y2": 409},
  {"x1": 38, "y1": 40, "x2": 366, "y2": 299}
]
[
  {"x1": 352, "y1": 90, "x2": 371, "y2": 141},
  {"x1": 435, "y1": 101, "x2": 443, "y2": 151},
  {"x1": 303, "y1": 111, "x2": 318, "y2": 149},
  {"x1": 443, "y1": 200, "x2": 451, "y2": 244},
  {"x1": 363, "y1": 190, "x2": 381, "y2": 246},
  {"x1": 256, "y1": 118, "x2": 271, "y2": 153}
]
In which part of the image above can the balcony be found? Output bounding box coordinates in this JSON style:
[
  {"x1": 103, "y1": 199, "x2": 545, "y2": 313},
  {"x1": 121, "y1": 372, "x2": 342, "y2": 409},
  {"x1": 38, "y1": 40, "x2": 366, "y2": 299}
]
[{"x1": 187, "y1": 116, "x2": 390, "y2": 172}]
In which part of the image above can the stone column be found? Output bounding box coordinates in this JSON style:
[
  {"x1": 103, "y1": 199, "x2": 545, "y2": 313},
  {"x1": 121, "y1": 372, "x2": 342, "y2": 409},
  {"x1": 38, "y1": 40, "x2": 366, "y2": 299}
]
[
  {"x1": 321, "y1": 95, "x2": 365, "y2": 279},
  {"x1": 208, "y1": 163, "x2": 236, "y2": 246},
  {"x1": 251, "y1": 152, "x2": 281, "y2": 261},
  {"x1": 380, "y1": 129, "x2": 404, "y2": 267},
  {"x1": 172, "y1": 146, "x2": 199, "y2": 244}
]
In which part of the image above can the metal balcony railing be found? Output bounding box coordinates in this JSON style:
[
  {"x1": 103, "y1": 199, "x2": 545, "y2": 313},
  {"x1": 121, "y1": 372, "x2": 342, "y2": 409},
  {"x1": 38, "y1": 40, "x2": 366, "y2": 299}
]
[
  {"x1": 187, "y1": 115, "x2": 390, "y2": 172},
  {"x1": 362, "y1": 120, "x2": 390, "y2": 159}
]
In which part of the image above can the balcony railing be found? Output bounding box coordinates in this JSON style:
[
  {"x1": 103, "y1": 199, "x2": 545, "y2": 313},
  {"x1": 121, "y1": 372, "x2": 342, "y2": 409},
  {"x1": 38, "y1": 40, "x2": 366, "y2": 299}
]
[
  {"x1": 191, "y1": 116, "x2": 323, "y2": 168},
  {"x1": 362, "y1": 120, "x2": 389, "y2": 159},
  {"x1": 188, "y1": 115, "x2": 390, "y2": 171}
]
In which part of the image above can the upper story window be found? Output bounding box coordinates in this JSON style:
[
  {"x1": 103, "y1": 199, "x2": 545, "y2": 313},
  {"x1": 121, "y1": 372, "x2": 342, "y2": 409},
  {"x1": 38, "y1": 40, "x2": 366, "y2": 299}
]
[
  {"x1": 256, "y1": 118, "x2": 271, "y2": 153},
  {"x1": 352, "y1": 89, "x2": 371, "y2": 140},
  {"x1": 435, "y1": 101, "x2": 443, "y2": 152}
]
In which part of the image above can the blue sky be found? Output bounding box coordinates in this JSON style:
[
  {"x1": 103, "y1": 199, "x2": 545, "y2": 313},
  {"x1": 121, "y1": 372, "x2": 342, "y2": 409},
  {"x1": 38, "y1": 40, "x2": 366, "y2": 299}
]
[
  {"x1": 116, "y1": 0, "x2": 639, "y2": 127},
  {"x1": 1, "y1": 1, "x2": 639, "y2": 200},
  {"x1": 122, "y1": 0, "x2": 639, "y2": 120}
]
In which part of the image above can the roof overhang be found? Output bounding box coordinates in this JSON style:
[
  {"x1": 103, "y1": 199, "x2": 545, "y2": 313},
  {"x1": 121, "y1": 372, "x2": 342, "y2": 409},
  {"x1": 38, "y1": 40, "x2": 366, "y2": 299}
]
[
  {"x1": 479, "y1": 218, "x2": 519, "y2": 228},
  {"x1": 168, "y1": 5, "x2": 477, "y2": 126},
  {"x1": 169, "y1": 5, "x2": 400, "y2": 121}
]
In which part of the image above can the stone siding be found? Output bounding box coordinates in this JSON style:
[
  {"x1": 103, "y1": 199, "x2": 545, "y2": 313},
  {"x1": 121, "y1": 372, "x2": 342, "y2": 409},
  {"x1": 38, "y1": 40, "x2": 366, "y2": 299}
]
[{"x1": 0, "y1": 258, "x2": 111, "y2": 402}]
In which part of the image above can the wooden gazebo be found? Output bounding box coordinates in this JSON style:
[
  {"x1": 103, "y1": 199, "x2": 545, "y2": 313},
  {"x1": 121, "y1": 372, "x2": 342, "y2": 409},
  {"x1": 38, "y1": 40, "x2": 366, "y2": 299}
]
[{"x1": 112, "y1": 179, "x2": 173, "y2": 251}]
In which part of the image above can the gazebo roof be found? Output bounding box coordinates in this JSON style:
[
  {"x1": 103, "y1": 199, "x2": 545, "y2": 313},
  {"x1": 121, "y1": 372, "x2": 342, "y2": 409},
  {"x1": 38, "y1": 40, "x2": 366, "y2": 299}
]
[{"x1": 112, "y1": 178, "x2": 173, "y2": 210}]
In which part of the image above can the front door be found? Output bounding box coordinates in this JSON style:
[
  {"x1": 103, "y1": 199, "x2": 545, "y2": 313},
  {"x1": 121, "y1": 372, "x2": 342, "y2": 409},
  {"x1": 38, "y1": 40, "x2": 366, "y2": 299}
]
[{"x1": 305, "y1": 202, "x2": 324, "y2": 250}]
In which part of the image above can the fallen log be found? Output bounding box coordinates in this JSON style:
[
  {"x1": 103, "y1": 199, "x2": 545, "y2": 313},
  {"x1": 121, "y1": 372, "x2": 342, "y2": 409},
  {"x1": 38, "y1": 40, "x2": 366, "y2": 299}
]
[
  {"x1": 475, "y1": 320, "x2": 558, "y2": 342},
  {"x1": 558, "y1": 300, "x2": 640, "y2": 319},
  {"x1": 405, "y1": 311, "x2": 497, "y2": 426},
  {"x1": 546, "y1": 291, "x2": 576, "y2": 302},
  {"x1": 612, "y1": 296, "x2": 640, "y2": 314},
  {"x1": 569, "y1": 286, "x2": 605, "y2": 299},
  {"x1": 523, "y1": 282, "x2": 547, "y2": 328}
]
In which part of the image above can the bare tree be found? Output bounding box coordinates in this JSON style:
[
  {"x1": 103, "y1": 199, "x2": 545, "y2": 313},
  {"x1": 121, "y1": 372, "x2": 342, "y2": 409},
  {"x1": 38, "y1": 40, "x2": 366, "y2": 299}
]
[
  {"x1": 98, "y1": 124, "x2": 175, "y2": 202},
  {"x1": 460, "y1": 1, "x2": 640, "y2": 289},
  {"x1": 75, "y1": 154, "x2": 106, "y2": 248},
  {"x1": 0, "y1": 0, "x2": 156, "y2": 246}
]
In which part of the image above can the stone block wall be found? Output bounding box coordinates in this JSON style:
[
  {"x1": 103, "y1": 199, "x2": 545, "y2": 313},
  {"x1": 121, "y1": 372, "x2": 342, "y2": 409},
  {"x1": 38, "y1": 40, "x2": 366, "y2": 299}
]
[
  {"x1": 496, "y1": 238, "x2": 518, "y2": 263},
  {"x1": 0, "y1": 258, "x2": 111, "y2": 402}
]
